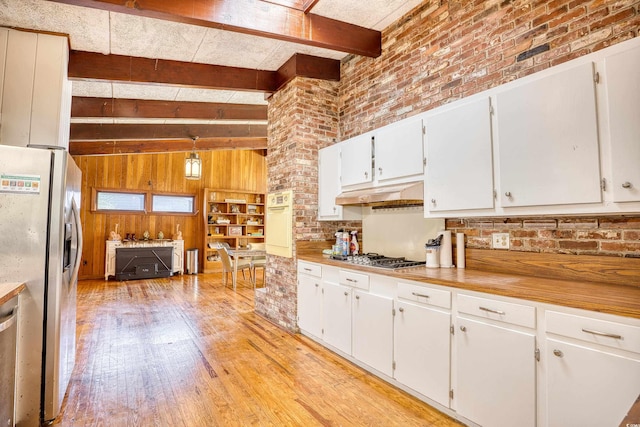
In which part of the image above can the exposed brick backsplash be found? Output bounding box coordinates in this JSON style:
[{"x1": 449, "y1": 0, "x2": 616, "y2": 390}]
[{"x1": 447, "y1": 216, "x2": 640, "y2": 257}]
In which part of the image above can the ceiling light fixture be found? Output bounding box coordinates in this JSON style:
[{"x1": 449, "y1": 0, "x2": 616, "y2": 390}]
[{"x1": 185, "y1": 136, "x2": 201, "y2": 180}]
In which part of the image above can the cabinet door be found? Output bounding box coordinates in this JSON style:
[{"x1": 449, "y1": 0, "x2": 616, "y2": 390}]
[
  {"x1": 604, "y1": 44, "x2": 640, "y2": 202},
  {"x1": 297, "y1": 275, "x2": 323, "y2": 338},
  {"x1": 456, "y1": 317, "x2": 536, "y2": 427},
  {"x1": 394, "y1": 301, "x2": 451, "y2": 407},
  {"x1": 425, "y1": 97, "x2": 494, "y2": 212},
  {"x1": 0, "y1": 28, "x2": 7, "y2": 111},
  {"x1": 340, "y1": 133, "x2": 373, "y2": 187},
  {"x1": 31, "y1": 33, "x2": 68, "y2": 148},
  {"x1": 322, "y1": 281, "x2": 352, "y2": 355},
  {"x1": 352, "y1": 290, "x2": 394, "y2": 376},
  {"x1": 546, "y1": 339, "x2": 640, "y2": 427},
  {"x1": 318, "y1": 144, "x2": 342, "y2": 219},
  {"x1": 375, "y1": 117, "x2": 424, "y2": 182},
  {"x1": 1, "y1": 30, "x2": 37, "y2": 147},
  {"x1": 496, "y1": 62, "x2": 601, "y2": 207}
]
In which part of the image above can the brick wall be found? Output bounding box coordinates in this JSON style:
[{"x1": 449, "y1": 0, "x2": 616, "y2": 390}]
[
  {"x1": 338, "y1": 0, "x2": 640, "y2": 258},
  {"x1": 447, "y1": 217, "x2": 640, "y2": 257}
]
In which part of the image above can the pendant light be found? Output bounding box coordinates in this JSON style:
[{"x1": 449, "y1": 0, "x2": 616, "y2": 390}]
[{"x1": 185, "y1": 136, "x2": 201, "y2": 180}]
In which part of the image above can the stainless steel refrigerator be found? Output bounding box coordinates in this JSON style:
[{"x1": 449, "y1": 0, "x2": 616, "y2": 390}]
[{"x1": 0, "y1": 145, "x2": 82, "y2": 426}]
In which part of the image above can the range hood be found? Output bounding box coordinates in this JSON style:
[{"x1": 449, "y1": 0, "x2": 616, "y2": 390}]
[{"x1": 335, "y1": 181, "x2": 424, "y2": 205}]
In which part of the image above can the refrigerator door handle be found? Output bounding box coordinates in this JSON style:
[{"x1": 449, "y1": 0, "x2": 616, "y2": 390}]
[{"x1": 71, "y1": 198, "x2": 83, "y2": 285}]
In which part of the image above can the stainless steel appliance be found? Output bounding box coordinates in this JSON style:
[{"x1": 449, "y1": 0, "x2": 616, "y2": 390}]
[
  {"x1": 0, "y1": 145, "x2": 82, "y2": 426},
  {"x1": 332, "y1": 253, "x2": 426, "y2": 269}
]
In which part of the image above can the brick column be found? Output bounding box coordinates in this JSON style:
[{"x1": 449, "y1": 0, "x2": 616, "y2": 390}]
[{"x1": 254, "y1": 77, "x2": 340, "y2": 331}]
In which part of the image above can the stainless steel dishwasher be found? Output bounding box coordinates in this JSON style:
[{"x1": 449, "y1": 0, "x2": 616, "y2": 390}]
[{"x1": 0, "y1": 296, "x2": 18, "y2": 426}]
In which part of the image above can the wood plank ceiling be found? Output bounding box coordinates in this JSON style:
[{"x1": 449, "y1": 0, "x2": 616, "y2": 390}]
[{"x1": 0, "y1": 0, "x2": 424, "y2": 155}]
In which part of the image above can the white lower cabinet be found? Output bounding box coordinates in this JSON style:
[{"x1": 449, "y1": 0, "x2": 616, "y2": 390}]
[
  {"x1": 322, "y1": 281, "x2": 352, "y2": 355},
  {"x1": 352, "y1": 289, "x2": 394, "y2": 376},
  {"x1": 297, "y1": 273, "x2": 323, "y2": 338},
  {"x1": 456, "y1": 317, "x2": 536, "y2": 427},
  {"x1": 545, "y1": 310, "x2": 640, "y2": 427},
  {"x1": 455, "y1": 294, "x2": 537, "y2": 427},
  {"x1": 296, "y1": 262, "x2": 640, "y2": 427},
  {"x1": 394, "y1": 300, "x2": 451, "y2": 407}
]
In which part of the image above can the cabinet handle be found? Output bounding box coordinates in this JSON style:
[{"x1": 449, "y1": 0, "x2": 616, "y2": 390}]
[
  {"x1": 355, "y1": 295, "x2": 360, "y2": 300},
  {"x1": 303, "y1": 268, "x2": 312, "y2": 272},
  {"x1": 411, "y1": 292, "x2": 430, "y2": 299},
  {"x1": 430, "y1": 199, "x2": 436, "y2": 205},
  {"x1": 346, "y1": 278, "x2": 358, "y2": 283},
  {"x1": 505, "y1": 191, "x2": 512, "y2": 198},
  {"x1": 398, "y1": 307, "x2": 404, "y2": 312},
  {"x1": 581, "y1": 328, "x2": 622, "y2": 340},
  {"x1": 553, "y1": 349, "x2": 563, "y2": 358},
  {"x1": 314, "y1": 283, "x2": 319, "y2": 288},
  {"x1": 479, "y1": 306, "x2": 505, "y2": 315},
  {"x1": 622, "y1": 181, "x2": 632, "y2": 189},
  {"x1": 378, "y1": 167, "x2": 383, "y2": 175},
  {"x1": 459, "y1": 325, "x2": 467, "y2": 332},
  {"x1": 364, "y1": 171, "x2": 368, "y2": 178},
  {"x1": 344, "y1": 291, "x2": 349, "y2": 296}
]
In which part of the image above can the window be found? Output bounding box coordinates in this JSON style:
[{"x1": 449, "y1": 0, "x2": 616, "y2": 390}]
[
  {"x1": 95, "y1": 190, "x2": 146, "y2": 212},
  {"x1": 91, "y1": 188, "x2": 197, "y2": 215},
  {"x1": 152, "y1": 194, "x2": 195, "y2": 214}
]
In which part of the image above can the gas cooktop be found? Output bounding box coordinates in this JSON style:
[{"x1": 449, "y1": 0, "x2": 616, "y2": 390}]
[{"x1": 331, "y1": 253, "x2": 426, "y2": 269}]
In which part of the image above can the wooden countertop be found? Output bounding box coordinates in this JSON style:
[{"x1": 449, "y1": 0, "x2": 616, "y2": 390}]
[
  {"x1": 0, "y1": 282, "x2": 26, "y2": 305},
  {"x1": 297, "y1": 251, "x2": 640, "y2": 319}
]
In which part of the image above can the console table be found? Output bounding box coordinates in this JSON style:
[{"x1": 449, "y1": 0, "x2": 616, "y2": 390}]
[{"x1": 105, "y1": 240, "x2": 184, "y2": 280}]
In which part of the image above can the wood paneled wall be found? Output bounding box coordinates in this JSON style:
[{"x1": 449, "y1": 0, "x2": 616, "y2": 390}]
[{"x1": 73, "y1": 150, "x2": 266, "y2": 279}]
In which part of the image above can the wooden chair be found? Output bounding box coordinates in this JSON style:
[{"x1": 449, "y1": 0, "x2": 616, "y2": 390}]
[
  {"x1": 215, "y1": 243, "x2": 252, "y2": 290},
  {"x1": 247, "y1": 242, "x2": 266, "y2": 287}
]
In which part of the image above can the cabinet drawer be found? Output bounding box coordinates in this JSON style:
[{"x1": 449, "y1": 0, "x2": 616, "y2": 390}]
[
  {"x1": 298, "y1": 261, "x2": 321, "y2": 278},
  {"x1": 457, "y1": 294, "x2": 535, "y2": 328},
  {"x1": 546, "y1": 311, "x2": 640, "y2": 354},
  {"x1": 339, "y1": 270, "x2": 369, "y2": 290},
  {"x1": 397, "y1": 282, "x2": 451, "y2": 309}
]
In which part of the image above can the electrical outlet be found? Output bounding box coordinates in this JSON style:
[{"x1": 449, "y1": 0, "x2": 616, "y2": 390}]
[{"x1": 492, "y1": 232, "x2": 510, "y2": 250}]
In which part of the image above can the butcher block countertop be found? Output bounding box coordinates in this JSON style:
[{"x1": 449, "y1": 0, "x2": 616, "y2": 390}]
[
  {"x1": 297, "y1": 249, "x2": 640, "y2": 320},
  {"x1": 0, "y1": 282, "x2": 25, "y2": 305}
]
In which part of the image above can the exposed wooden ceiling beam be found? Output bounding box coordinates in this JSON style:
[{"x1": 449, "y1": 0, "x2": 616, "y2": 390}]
[
  {"x1": 275, "y1": 53, "x2": 340, "y2": 90},
  {"x1": 68, "y1": 51, "x2": 340, "y2": 92},
  {"x1": 46, "y1": 0, "x2": 381, "y2": 57},
  {"x1": 71, "y1": 97, "x2": 267, "y2": 121},
  {"x1": 70, "y1": 123, "x2": 267, "y2": 141},
  {"x1": 69, "y1": 138, "x2": 267, "y2": 156},
  {"x1": 68, "y1": 51, "x2": 277, "y2": 91}
]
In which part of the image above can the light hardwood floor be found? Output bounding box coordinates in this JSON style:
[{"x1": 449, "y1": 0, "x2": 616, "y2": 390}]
[{"x1": 55, "y1": 274, "x2": 464, "y2": 426}]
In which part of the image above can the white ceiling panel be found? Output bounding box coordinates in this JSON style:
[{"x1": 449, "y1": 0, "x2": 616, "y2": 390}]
[
  {"x1": 111, "y1": 83, "x2": 182, "y2": 101},
  {"x1": 71, "y1": 81, "x2": 114, "y2": 98},
  {"x1": 109, "y1": 13, "x2": 207, "y2": 62},
  {"x1": 311, "y1": 0, "x2": 423, "y2": 30},
  {"x1": 0, "y1": 0, "x2": 110, "y2": 53}
]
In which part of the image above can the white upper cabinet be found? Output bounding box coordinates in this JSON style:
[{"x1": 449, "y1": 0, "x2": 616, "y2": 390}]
[
  {"x1": 0, "y1": 29, "x2": 70, "y2": 149},
  {"x1": 1, "y1": 29, "x2": 37, "y2": 147},
  {"x1": 374, "y1": 117, "x2": 424, "y2": 183},
  {"x1": 603, "y1": 44, "x2": 640, "y2": 202},
  {"x1": 318, "y1": 144, "x2": 361, "y2": 221},
  {"x1": 340, "y1": 132, "x2": 374, "y2": 187},
  {"x1": 495, "y1": 62, "x2": 602, "y2": 208},
  {"x1": 425, "y1": 97, "x2": 494, "y2": 213}
]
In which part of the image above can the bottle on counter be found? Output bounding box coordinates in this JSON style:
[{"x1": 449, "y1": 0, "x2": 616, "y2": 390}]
[
  {"x1": 342, "y1": 232, "x2": 350, "y2": 256},
  {"x1": 350, "y1": 231, "x2": 359, "y2": 255}
]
